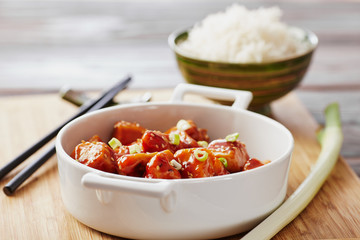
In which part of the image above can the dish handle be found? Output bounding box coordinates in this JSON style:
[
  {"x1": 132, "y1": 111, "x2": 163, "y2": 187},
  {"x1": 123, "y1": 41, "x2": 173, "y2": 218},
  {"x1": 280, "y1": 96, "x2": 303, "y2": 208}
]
[
  {"x1": 170, "y1": 83, "x2": 253, "y2": 110},
  {"x1": 81, "y1": 172, "x2": 178, "y2": 213}
]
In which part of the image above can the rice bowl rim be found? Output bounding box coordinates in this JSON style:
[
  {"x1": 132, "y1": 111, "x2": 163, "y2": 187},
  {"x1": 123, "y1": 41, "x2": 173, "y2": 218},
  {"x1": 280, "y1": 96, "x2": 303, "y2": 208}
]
[{"x1": 168, "y1": 26, "x2": 318, "y2": 65}]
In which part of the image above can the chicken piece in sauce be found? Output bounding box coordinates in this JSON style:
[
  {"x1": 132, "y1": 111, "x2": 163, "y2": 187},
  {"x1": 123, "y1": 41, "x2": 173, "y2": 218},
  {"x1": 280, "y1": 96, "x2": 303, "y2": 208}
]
[
  {"x1": 208, "y1": 139, "x2": 249, "y2": 173},
  {"x1": 166, "y1": 119, "x2": 210, "y2": 142},
  {"x1": 174, "y1": 148, "x2": 229, "y2": 178},
  {"x1": 117, "y1": 152, "x2": 156, "y2": 177},
  {"x1": 145, "y1": 150, "x2": 181, "y2": 179},
  {"x1": 141, "y1": 130, "x2": 199, "y2": 153},
  {"x1": 71, "y1": 137, "x2": 117, "y2": 173},
  {"x1": 112, "y1": 121, "x2": 146, "y2": 145}
]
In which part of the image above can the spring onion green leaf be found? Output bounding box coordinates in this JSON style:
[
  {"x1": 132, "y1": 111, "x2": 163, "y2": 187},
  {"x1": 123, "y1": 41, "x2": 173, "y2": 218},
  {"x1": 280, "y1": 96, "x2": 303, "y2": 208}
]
[
  {"x1": 241, "y1": 103, "x2": 343, "y2": 240},
  {"x1": 169, "y1": 133, "x2": 180, "y2": 145},
  {"x1": 197, "y1": 141, "x2": 208, "y2": 148},
  {"x1": 108, "y1": 137, "x2": 122, "y2": 149},
  {"x1": 225, "y1": 132, "x2": 239, "y2": 142},
  {"x1": 194, "y1": 149, "x2": 208, "y2": 162},
  {"x1": 219, "y1": 157, "x2": 228, "y2": 168},
  {"x1": 129, "y1": 144, "x2": 141, "y2": 154},
  {"x1": 176, "y1": 119, "x2": 191, "y2": 131}
]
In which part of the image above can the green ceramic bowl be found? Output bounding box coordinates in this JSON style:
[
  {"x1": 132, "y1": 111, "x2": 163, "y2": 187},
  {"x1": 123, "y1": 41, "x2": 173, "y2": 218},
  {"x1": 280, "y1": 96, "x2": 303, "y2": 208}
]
[{"x1": 168, "y1": 27, "x2": 318, "y2": 115}]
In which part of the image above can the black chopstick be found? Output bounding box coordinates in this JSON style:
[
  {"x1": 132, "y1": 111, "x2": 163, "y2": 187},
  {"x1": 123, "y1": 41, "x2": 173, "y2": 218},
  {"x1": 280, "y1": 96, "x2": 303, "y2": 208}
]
[
  {"x1": 2, "y1": 76, "x2": 131, "y2": 195},
  {"x1": 3, "y1": 144, "x2": 56, "y2": 196},
  {"x1": 0, "y1": 75, "x2": 131, "y2": 181}
]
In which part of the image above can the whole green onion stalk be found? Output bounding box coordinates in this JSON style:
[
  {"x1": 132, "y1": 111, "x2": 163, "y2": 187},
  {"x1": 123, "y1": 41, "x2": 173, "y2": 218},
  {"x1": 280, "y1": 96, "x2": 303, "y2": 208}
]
[{"x1": 242, "y1": 103, "x2": 343, "y2": 240}]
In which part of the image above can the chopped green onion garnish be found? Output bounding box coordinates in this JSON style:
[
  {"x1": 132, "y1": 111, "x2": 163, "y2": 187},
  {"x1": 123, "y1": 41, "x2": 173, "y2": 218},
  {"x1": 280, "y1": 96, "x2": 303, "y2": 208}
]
[
  {"x1": 225, "y1": 132, "x2": 239, "y2": 142},
  {"x1": 129, "y1": 144, "x2": 141, "y2": 154},
  {"x1": 169, "y1": 133, "x2": 180, "y2": 145},
  {"x1": 194, "y1": 149, "x2": 208, "y2": 162},
  {"x1": 176, "y1": 119, "x2": 192, "y2": 131},
  {"x1": 108, "y1": 137, "x2": 122, "y2": 149},
  {"x1": 197, "y1": 141, "x2": 208, "y2": 148},
  {"x1": 219, "y1": 157, "x2": 228, "y2": 168},
  {"x1": 170, "y1": 159, "x2": 182, "y2": 170}
]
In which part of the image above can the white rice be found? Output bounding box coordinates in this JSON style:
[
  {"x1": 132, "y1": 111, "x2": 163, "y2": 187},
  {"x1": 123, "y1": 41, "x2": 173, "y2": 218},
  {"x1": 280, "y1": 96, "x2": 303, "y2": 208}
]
[{"x1": 177, "y1": 5, "x2": 311, "y2": 63}]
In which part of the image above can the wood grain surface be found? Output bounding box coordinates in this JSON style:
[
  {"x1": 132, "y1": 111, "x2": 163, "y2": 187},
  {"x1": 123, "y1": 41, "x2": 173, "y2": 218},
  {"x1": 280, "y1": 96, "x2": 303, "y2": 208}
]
[{"x1": 0, "y1": 89, "x2": 359, "y2": 239}]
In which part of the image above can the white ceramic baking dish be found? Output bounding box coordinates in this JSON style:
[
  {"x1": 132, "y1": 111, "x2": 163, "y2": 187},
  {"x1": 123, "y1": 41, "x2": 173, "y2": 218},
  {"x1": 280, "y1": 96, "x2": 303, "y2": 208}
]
[{"x1": 56, "y1": 83, "x2": 293, "y2": 239}]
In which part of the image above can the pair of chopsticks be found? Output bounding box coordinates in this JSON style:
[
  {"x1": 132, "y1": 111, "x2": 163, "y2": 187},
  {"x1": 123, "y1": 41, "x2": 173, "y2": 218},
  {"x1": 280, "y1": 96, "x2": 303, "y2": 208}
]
[{"x1": 0, "y1": 76, "x2": 132, "y2": 196}]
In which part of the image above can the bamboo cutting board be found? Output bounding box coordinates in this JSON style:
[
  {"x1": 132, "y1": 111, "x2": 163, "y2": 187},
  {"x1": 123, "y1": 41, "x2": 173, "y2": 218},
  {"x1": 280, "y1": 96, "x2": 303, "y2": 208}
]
[{"x1": 0, "y1": 90, "x2": 360, "y2": 239}]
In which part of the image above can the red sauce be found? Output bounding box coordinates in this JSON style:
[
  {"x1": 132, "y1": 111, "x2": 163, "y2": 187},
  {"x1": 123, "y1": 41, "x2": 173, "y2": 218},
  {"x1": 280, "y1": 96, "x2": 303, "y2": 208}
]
[
  {"x1": 71, "y1": 120, "x2": 269, "y2": 179},
  {"x1": 244, "y1": 158, "x2": 267, "y2": 171}
]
